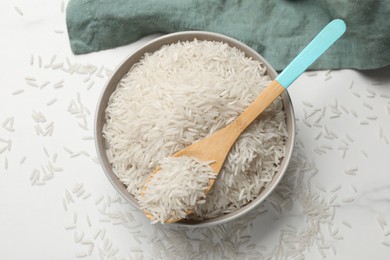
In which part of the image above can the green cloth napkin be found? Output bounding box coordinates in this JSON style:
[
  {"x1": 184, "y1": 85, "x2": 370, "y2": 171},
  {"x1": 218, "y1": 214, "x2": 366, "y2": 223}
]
[{"x1": 66, "y1": 0, "x2": 390, "y2": 71}]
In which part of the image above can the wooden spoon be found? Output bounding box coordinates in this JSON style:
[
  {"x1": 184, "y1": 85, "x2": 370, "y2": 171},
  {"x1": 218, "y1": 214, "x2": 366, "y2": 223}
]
[{"x1": 143, "y1": 19, "x2": 346, "y2": 223}]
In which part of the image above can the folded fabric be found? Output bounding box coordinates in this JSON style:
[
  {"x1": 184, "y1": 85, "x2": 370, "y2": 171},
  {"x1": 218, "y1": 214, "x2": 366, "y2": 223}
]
[{"x1": 66, "y1": 0, "x2": 390, "y2": 71}]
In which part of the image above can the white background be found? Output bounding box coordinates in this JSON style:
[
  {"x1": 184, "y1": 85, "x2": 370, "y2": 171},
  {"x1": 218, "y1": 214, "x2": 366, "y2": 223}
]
[{"x1": 1, "y1": 0, "x2": 390, "y2": 259}]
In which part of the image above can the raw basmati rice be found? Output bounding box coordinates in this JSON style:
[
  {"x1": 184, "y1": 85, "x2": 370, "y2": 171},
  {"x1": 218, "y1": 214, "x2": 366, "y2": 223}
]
[
  {"x1": 342, "y1": 220, "x2": 352, "y2": 228},
  {"x1": 64, "y1": 224, "x2": 77, "y2": 230},
  {"x1": 382, "y1": 242, "x2": 390, "y2": 248},
  {"x1": 362, "y1": 102, "x2": 373, "y2": 110},
  {"x1": 40, "y1": 81, "x2": 50, "y2": 89},
  {"x1": 377, "y1": 215, "x2": 387, "y2": 230},
  {"x1": 86, "y1": 214, "x2": 92, "y2": 227},
  {"x1": 4, "y1": 156, "x2": 8, "y2": 169},
  {"x1": 103, "y1": 40, "x2": 287, "y2": 220},
  {"x1": 2, "y1": 117, "x2": 15, "y2": 132},
  {"x1": 341, "y1": 197, "x2": 355, "y2": 203},
  {"x1": 371, "y1": 81, "x2": 382, "y2": 85},
  {"x1": 46, "y1": 98, "x2": 57, "y2": 106},
  {"x1": 139, "y1": 156, "x2": 215, "y2": 223},
  {"x1": 20, "y1": 155, "x2": 27, "y2": 164},
  {"x1": 324, "y1": 75, "x2": 332, "y2": 81},
  {"x1": 348, "y1": 80, "x2": 354, "y2": 89},
  {"x1": 12, "y1": 89, "x2": 24, "y2": 95},
  {"x1": 302, "y1": 101, "x2": 314, "y2": 107},
  {"x1": 14, "y1": 6, "x2": 23, "y2": 16},
  {"x1": 351, "y1": 91, "x2": 360, "y2": 98}
]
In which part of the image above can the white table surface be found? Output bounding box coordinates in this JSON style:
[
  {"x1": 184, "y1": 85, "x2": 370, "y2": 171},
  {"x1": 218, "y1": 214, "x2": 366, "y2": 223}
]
[{"x1": 1, "y1": 1, "x2": 390, "y2": 259}]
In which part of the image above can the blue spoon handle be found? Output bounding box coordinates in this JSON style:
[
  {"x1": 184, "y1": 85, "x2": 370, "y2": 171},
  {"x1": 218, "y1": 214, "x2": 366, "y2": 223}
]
[{"x1": 276, "y1": 19, "x2": 346, "y2": 88}]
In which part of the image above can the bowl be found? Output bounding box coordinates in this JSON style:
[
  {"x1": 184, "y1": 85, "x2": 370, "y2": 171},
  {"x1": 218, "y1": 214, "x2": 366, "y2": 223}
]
[{"x1": 95, "y1": 31, "x2": 295, "y2": 227}]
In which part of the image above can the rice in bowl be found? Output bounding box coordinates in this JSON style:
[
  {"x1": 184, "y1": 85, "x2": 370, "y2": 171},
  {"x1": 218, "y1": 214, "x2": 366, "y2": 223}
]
[{"x1": 96, "y1": 32, "x2": 295, "y2": 226}]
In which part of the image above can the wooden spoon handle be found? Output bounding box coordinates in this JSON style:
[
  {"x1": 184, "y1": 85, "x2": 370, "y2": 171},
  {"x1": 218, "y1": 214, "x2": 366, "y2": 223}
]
[{"x1": 231, "y1": 80, "x2": 285, "y2": 132}]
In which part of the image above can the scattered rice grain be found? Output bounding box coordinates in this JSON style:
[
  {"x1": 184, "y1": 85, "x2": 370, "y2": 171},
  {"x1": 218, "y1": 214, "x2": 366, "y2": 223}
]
[
  {"x1": 4, "y1": 156, "x2": 8, "y2": 169},
  {"x1": 87, "y1": 80, "x2": 95, "y2": 90},
  {"x1": 313, "y1": 148, "x2": 325, "y2": 155},
  {"x1": 82, "y1": 193, "x2": 91, "y2": 200},
  {"x1": 360, "y1": 149, "x2": 368, "y2": 158},
  {"x1": 27, "y1": 81, "x2": 39, "y2": 88},
  {"x1": 362, "y1": 102, "x2": 373, "y2": 110},
  {"x1": 14, "y1": 6, "x2": 23, "y2": 16},
  {"x1": 43, "y1": 146, "x2": 49, "y2": 157},
  {"x1": 377, "y1": 215, "x2": 387, "y2": 230},
  {"x1": 351, "y1": 91, "x2": 360, "y2": 98},
  {"x1": 366, "y1": 88, "x2": 376, "y2": 94},
  {"x1": 371, "y1": 81, "x2": 382, "y2": 85},
  {"x1": 340, "y1": 105, "x2": 349, "y2": 114},
  {"x1": 24, "y1": 76, "x2": 37, "y2": 81},
  {"x1": 350, "y1": 109, "x2": 358, "y2": 118},
  {"x1": 29, "y1": 54, "x2": 34, "y2": 65},
  {"x1": 302, "y1": 101, "x2": 314, "y2": 107},
  {"x1": 314, "y1": 132, "x2": 322, "y2": 140},
  {"x1": 331, "y1": 185, "x2": 341, "y2": 193},
  {"x1": 324, "y1": 75, "x2": 332, "y2": 81},
  {"x1": 383, "y1": 135, "x2": 389, "y2": 144},
  {"x1": 64, "y1": 224, "x2": 77, "y2": 230},
  {"x1": 302, "y1": 119, "x2": 312, "y2": 127},
  {"x1": 63, "y1": 146, "x2": 73, "y2": 154},
  {"x1": 12, "y1": 89, "x2": 24, "y2": 95},
  {"x1": 342, "y1": 220, "x2": 352, "y2": 228},
  {"x1": 95, "y1": 195, "x2": 104, "y2": 205},
  {"x1": 86, "y1": 215, "x2": 92, "y2": 227},
  {"x1": 74, "y1": 231, "x2": 84, "y2": 243},
  {"x1": 46, "y1": 98, "x2": 58, "y2": 106},
  {"x1": 81, "y1": 136, "x2": 94, "y2": 140},
  {"x1": 345, "y1": 134, "x2": 354, "y2": 143},
  {"x1": 329, "y1": 194, "x2": 338, "y2": 204},
  {"x1": 382, "y1": 242, "x2": 390, "y2": 247},
  {"x1": 321, "y1": 144, "x2": 332, "y2": 150},
  {"x1": 62, "y1": 198, "x2": 68, "y2": 211},
  {"x1": 75, "y1": 252, "x2": 88, "y2": 258},
  {"x1": 20, "y1": 156, "x2": 27, "y2": 164},
  {"x1": 348, "y1": 80, "x2": 354, "y2": 89},
  {"x1": 315, "y1": 184, "x2": 326, "y2": 192}
]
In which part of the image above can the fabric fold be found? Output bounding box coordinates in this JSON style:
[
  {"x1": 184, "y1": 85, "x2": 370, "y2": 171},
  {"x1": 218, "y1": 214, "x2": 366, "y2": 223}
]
[{"x1": 66, "y1": 0, "x2": 390, "y2": 70}]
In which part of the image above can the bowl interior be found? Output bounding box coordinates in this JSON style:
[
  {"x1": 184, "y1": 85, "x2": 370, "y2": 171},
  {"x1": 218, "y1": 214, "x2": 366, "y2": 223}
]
[{"x1": 95, "y1": 31, "x2": 295, "y2": 227}]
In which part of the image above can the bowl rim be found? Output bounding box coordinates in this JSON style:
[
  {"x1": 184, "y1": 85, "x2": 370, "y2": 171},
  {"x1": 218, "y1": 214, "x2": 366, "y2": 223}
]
[{"x1": 94, "y1": 31, "x2": 296, "y2": 227}]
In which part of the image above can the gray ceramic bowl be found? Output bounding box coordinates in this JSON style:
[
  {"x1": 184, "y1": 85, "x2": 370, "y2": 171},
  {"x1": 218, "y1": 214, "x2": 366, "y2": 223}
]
[{"x1": 95, "y1": 31, "x2": 295, "y2": 227}]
